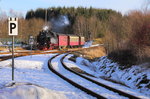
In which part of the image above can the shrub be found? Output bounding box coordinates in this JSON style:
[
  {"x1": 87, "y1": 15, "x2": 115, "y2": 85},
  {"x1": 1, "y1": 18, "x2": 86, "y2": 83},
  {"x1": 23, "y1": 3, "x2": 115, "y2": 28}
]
[
  {"x1": 108, "y1": 49, "x2": 137, "y2": 68},
  {"x1": 105, "y1": 10, "x2": 150, "y2": 67}
]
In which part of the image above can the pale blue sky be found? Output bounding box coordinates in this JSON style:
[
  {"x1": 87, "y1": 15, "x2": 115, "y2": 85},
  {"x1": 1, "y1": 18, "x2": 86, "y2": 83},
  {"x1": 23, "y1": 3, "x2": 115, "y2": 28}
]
[{"x1": 0, "y1": 0, "x2": 146, "y2": 16}]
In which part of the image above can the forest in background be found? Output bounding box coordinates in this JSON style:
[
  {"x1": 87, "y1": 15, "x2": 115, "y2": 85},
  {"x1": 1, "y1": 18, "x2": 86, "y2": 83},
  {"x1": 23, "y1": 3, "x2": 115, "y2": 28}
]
[
  {"x1": 0, "y1": 7, "x2": 121, "y2": 41},
  {"x1": 0, "y1": 7, "x2": 150, "y2": 66}
]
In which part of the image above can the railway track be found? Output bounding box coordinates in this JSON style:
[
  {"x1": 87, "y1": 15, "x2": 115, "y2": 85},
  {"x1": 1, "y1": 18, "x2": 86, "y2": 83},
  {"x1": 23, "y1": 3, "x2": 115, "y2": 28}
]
[
  {"x1": 48, "y1": 54, "x2": 106, "y2": 99},
  {"x1": 0, "y1": 46, "x2": 101, "y2": 61},
  {"x1": 61, "y1": 54, "x2": 142, "y2": 99},
  {"x1": 0, "y1": 50, "x2": 65, "y2": 61},
  {"x1": 48, "y1": 54, "x2": 140, "y2": 99}
]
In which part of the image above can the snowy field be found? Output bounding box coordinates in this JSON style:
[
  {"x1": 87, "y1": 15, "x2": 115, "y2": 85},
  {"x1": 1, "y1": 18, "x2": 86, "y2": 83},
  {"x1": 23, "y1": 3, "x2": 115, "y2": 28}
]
[{"x1": 0, "y1": 54, "x2": 94, "y2": 99}]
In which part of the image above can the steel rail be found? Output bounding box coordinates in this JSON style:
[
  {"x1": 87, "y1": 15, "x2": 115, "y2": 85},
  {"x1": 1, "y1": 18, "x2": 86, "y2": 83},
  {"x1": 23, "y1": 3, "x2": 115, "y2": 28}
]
[{"x1": 48, "y1": 54, "x2": 106, "y2": 99}]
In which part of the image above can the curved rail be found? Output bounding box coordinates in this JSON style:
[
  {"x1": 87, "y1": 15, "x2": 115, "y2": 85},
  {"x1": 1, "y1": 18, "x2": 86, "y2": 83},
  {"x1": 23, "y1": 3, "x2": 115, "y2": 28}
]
[
  {"x1": 48, "y1": 54, "x2": 106, "y2": 99},
  {"x1": 61, "y1": 54, "x2": 141, "y2": 99}
]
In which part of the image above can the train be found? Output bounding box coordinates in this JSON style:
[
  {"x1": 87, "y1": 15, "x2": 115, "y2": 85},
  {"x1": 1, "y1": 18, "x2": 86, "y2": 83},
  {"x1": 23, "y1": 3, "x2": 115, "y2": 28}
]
[{"x1": 37, "y1": 29, "x2": 85, "y2": 50}]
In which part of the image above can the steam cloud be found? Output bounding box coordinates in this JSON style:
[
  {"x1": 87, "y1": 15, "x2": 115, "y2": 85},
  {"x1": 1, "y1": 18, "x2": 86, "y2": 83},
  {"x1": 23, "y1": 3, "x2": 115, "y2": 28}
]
[{"x1": 50, "y1": 15, "x2": 70, "y2": 33}]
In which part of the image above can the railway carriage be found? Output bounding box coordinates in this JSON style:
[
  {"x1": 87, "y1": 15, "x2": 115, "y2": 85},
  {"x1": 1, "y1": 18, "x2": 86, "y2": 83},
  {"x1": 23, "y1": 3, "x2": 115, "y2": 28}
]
[
  {"x1": 57, "y1": 34, "x2": 68, "y2": 49},
  {"x1": 79, "y1": 36, "x2": 85, "y2": 46},
  {"x1": 68, "y1": 35, "x2": 80, "y2": 47}
]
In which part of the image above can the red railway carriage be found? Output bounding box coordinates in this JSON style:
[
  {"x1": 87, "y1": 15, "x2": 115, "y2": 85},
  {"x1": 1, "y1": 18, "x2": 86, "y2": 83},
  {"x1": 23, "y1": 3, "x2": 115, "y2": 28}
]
[
  {"x1": 48, "y1": 34, "x2": 68, "y2": 49},
  {"x1": 58, "y1": 34, "x2": 68, "y2": 47}
]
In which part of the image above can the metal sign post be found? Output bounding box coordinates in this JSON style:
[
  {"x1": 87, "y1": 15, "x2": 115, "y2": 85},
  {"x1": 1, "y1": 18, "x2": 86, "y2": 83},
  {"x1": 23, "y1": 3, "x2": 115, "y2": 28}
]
[
  {"x1": 29, "y1": 35, "x2": 34, "y2": 58},
  {"x1": 8, "y1": 17, "x2": 18, "y2": 81},
  {"x1": 12, "y1": 36, "x2": 14, "y2": 80}
]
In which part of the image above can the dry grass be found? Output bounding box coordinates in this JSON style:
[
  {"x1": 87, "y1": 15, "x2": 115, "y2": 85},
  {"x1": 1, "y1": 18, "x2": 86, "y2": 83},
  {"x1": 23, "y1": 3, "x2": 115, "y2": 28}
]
[
  {"x1": 136, "y1": 46, "x2": 150, "y2": 64},
  {"x1": 92, "y1": 38, "x2": 103, "y2": 45},
  {"x1": 0, "y1": 47, "x2": 6, "y2": 51},
  {"x1": 0, "y1": 46, "x2": 25, "y2": 52},
  {"x1": 0, "y1": 47, "x2": 9, "y2": 51},
  {"x1": 78, "y1": 46, "x2": 106, "y2": 59}
]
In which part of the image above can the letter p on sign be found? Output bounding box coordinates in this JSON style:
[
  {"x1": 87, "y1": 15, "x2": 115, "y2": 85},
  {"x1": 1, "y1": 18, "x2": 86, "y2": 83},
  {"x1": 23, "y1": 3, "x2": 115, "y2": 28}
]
[{"x1": 8, "y1": 18, "x2": 18, "y2": 36}]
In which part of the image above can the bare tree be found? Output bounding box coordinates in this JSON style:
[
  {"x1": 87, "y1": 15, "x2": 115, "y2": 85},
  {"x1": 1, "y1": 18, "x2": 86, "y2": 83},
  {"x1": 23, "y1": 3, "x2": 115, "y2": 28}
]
[
  {"x1": 142, "y1": 0, "x2": 150, "y2": 13},
  {"x1": 9, "y1": 9, "x2": 23, "y2": 18}
]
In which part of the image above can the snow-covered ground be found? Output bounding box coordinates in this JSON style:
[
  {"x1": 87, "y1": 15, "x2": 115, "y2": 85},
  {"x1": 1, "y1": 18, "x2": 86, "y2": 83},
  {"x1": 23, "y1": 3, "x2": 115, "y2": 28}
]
[
  {"x1": 0, "y1": 54, "x2": 12, "y2": 57},
  {"x1": 0, "y1": 54, "x2": 94, "y2": 99},
  {"x1": 71, "y1": 55, "x2": 150, "y2": 98},
  {"x1": 83, "y1": 41, "x2": 93, "y2": 48},
  {"x1": 0, "y1": 82, "x2": 67, "y2": 99},
  {"x1": 52, "y1": 54, "x2": 128, "y2": 99},
  {"x1": 82, "y1": 41, "x2": 103, "y2": 48},
  {"x1": 0, "y1": 49, "x2": 149, "y2": 99}
]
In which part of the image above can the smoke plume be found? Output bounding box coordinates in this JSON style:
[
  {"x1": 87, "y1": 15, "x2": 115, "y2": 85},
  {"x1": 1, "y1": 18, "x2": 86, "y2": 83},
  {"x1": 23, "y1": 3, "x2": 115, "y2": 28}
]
[{"x1": 50, "y1": 15, "x2": 70, "y2": 33}]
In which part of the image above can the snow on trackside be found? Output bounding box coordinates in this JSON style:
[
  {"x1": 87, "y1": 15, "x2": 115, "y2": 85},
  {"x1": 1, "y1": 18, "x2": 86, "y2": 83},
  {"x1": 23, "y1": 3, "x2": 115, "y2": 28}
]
[
  {"x1": 83, "y1": 41, "x2": 93, "y2": 48},
  {"x1": 52, "y1": 54, "x2": 128, "y2": 99},
  {"x1": 64, "y1": 55, "x2": 149, "y2": 99},
  {"x1": 0, "y1": 82, "x2": 67, "y2": 99},
  {"x1": 0, "y1": 54, "x2": 94, "y2": 99},
  {"x1": 0, "y1": 54, "x2": 12, "y2": 57},
  {"x1": 75, "y1": 56, "x2": 150, "y2": 97},
  {"x1": 82, "y1": 41, "x2": 102, "y2": 48},
  {"x1": 64, "y1": 55, "x2": 96, "y2": 75}
]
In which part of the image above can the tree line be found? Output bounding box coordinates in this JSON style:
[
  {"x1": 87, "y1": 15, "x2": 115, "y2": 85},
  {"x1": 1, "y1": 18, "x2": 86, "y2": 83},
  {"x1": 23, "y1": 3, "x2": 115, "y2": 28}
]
[
  {"x1": 0, "y1": 7, "x2": 121, "y2": 41},
  {"x1": 25, "y1": 7, "x2": 121, "y2": 39},
  {"x1": 0, "y1": 18, "x2": 44, "y2": 42}
]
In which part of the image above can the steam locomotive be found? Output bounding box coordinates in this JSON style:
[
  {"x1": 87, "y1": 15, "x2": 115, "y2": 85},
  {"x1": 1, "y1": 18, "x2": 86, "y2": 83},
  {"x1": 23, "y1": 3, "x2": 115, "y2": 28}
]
[{"x1": 37, "y1": 29, "x2": 85, "y2": 50}]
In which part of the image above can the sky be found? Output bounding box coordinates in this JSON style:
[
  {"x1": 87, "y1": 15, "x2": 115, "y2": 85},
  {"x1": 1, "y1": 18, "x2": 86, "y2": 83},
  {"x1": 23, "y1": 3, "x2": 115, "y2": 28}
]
[{"x1": 0, "y1": 0, "x2": 147, "y2": 17}]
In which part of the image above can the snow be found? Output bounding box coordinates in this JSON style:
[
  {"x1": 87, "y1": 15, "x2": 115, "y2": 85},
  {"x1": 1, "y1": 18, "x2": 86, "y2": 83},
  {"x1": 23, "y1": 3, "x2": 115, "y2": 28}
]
[
  {"x1": 0, "y1": 52, "x2": 149, "y2": 99},
  {"x1": 52, "y1": 54, "x2": 128, "y2": 99},
  {"x1": 74, "y1": 55, "x2": 150, "y2": 98},
  {"x1": 64, "y1": 54, "x2": 150, "y2": 99},
  {"x1": 83, "y1": 41, "x2": 93, "y2": 48},
  {"x1": 0, "y1": 56, "x2": 43, "y2": 69},
  {"x1": 0, "y1": 82, "x2": 67, "y2": 99},
  {"x1": 82, "y1": 41, "x2": 103, "y2": 48},
  {"x1": 0, "y1": 54, "x2": 95, "y2": 99},
  {"x1": 64, "y1": 55, "x2": 95, "y2": 75},
  {"x1": 0, "y1": 54, "x2": 12, "y2": 57},
  {"x1": 0, "y1": 42, "x2": 3, "y2": 45}
]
